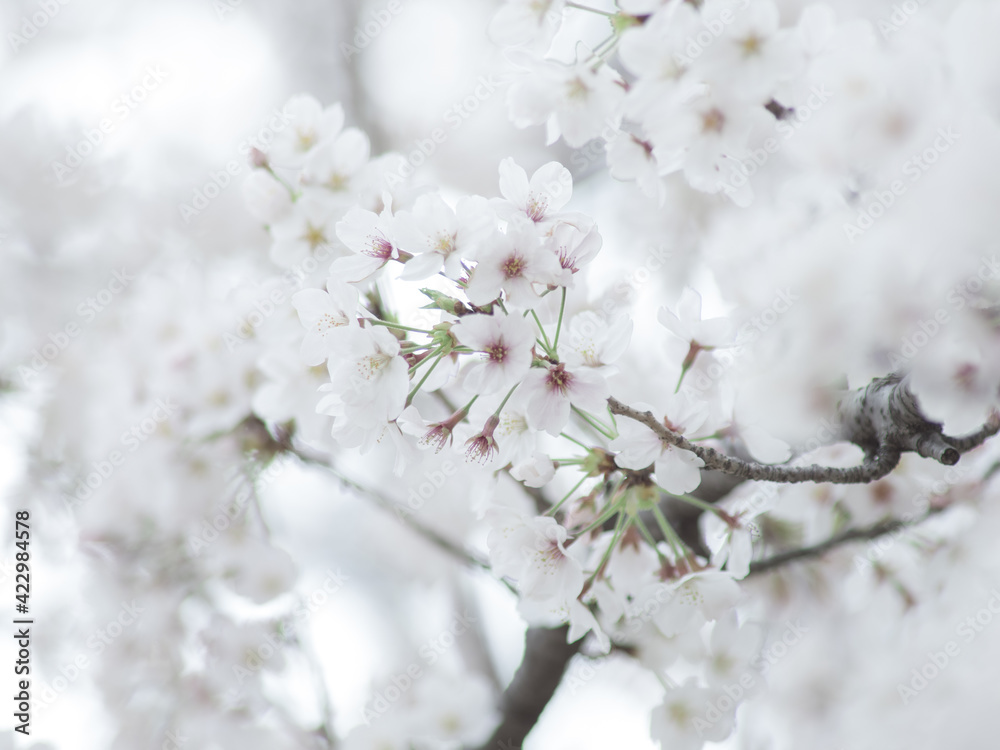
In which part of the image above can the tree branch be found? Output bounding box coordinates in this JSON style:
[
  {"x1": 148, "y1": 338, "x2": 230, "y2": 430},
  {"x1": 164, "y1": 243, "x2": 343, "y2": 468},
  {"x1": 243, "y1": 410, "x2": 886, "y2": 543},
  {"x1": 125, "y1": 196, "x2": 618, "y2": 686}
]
[
  {"x1": 299, "y1": 449, "x2": 501, "y2": 578},
  {"x1": 747, "y1": 505, "x2": 944, "y2": 575},
  {"x1": 473, "y1": 625, "x2": 581, "y2": 750},
  {"x1": 608, "y1": 374, "x2": 998, "y2": 486},
  {"x1": 609, "y1": 395, "x2": 902, "y2": 484},
  {"x1": 947, "y1": 411, "x2": 1000, "y2": 452},
  {"x1": 235, "y1": 416, "x2": 500, "y2": 580}
]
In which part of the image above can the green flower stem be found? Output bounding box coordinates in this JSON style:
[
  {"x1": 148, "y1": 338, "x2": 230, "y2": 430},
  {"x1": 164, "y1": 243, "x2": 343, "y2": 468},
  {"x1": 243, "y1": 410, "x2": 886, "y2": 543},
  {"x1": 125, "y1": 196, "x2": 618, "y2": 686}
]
[
  {"x1": 493, "y1": 384, "x2": 520, "y2": 417},
  {"x1": 529, "y1": 309, "x2": 555, "y2": 357},
  {"x1": 559, "y1": 432, "x2": 591, "y2": 451},
  {"x1": 665, "y1": 490, "x2": 725, "y2": 516},
  {"x1": 545, "y1": 471, "x2": 592, "y2": 517},
  {"x1": 566, "y1": 1, "x2": 616, "y2": 18},
  {"x1": 552, "y1": 287, "x2": 567, "y2": 353},
  {"x1": 574, "y1": 496, "x2": 625, "y2": 536},
  {"x1": 586, "y1": 511, "x2": 627, "y2": 584},
  {"x1": 652, "y1": 503, "x2": 689, "y2": 559},
  {"x1": 572, "y1": 406, "x2": 616, "y2": 440},
  {"x1": 406, "y1": 351, "x2": 443, "y2": 405},
  {"x1": 633, "y1": 514, "x2": 669, "y2": 563},
  {"x1": 367, "y1": 319, "x2": 433, "y2": 335},
  {"x1": 265, "y1": 165, "x2": 298, "y2": 198}
]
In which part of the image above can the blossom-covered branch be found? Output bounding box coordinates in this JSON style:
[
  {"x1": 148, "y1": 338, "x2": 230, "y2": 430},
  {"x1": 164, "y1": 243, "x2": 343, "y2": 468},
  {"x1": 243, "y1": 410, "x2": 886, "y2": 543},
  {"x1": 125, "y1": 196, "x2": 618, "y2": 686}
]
[{"x1": 608, "y1": 375, "x2": 1000, "y2": 486}]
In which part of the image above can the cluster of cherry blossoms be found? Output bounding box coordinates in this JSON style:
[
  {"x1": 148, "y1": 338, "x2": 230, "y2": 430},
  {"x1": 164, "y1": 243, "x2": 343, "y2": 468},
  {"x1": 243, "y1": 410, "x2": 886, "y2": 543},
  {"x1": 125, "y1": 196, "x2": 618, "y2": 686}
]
[
  {"x1": 495, "y1": 0, "x2": 815, "y2": 206},
  {"x1": 9, "y1": 0, "x2": 1000, "y2": 747},
  {"x1": 240, "y1": 89, "x2": 832, "y2": 748},
  {"x1": 490, "y1": 0, "x2": 1000, "y2": 441}
]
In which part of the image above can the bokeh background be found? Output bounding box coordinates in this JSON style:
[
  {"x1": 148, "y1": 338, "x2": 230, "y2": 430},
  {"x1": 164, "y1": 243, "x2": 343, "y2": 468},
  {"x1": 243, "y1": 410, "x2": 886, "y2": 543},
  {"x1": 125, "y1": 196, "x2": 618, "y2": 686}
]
[{"x1": 4, "y1": 1, "x2": 1000, "y2": 749}]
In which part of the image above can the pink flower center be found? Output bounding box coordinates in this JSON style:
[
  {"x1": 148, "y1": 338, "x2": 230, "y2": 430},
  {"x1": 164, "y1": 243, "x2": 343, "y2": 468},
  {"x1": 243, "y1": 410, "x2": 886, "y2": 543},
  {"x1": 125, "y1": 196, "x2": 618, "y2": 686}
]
[
  {"x1": 365, "y1": 232, "x2": 394, "y2": 260},
  {"x1": 487, "y1": 340, "x2": 509, "y2": 364},
  {"x1": 526, "y1": 195, "x2": 548, "y2": 222},
  {"x1": 701, "y1": 108, "x2": 726, "y2": 134},
  {"x1": 954, "y1": 362, "x2": 978, "y2": 392},
  {"x1": 546, "y1": 364, "x2": 573, "y2": 395},
  {"x1": 502, "y1": 253, "x2": 527, "y2": 280}
]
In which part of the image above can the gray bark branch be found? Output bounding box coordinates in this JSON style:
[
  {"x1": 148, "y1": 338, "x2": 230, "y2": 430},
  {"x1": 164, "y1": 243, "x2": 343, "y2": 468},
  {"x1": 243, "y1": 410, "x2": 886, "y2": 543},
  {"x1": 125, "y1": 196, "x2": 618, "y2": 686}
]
[
  {"x1": 473, "y1": 625, "x2": 581, "y2": 750},
  {"x1": 608, "y1": 374, "x2": 999, "y2": 486}
]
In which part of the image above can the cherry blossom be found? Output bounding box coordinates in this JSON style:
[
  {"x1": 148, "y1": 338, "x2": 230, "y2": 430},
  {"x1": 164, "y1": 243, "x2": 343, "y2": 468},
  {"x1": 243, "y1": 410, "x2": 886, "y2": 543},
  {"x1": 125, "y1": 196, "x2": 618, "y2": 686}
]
[
  {"x1": 488, "y1": 0, "x2": 565, "y2": 50},
  {"x1": 561, "y1": 310, "x2": 633, "y2": 370},
  {"x1": 549, "y1": 220, "x2": 602, "y2": 277},
  {"x1": 453, "y1": 312, "x2": 536, "y2": 395},
  {"x1": 650, "y1": 677, "x2": 737, "y2": 750},
  {"x1": 291, "y1": 278, "x2": 360, "y2": 366},
  {"x1": 495, "y1": 157, "x2": 573, "y2": 228},
  {"x1": 486, "y1": 507, "x2": 586, "y2": 617},
  {"x1": 465, "y1": 216, "x2": 565, "y2": 307},
  {"x1": 520, "y1": 361, "x2": 611, "y2": 436},
  {"x1": 300, "y1": 127, "x2": 371, "y2": 203},
  {"x1": 659, "y1": 287, "x2": 733, "y2": 375},
  {"x1": 269, "y1": 192, "x2": 343, "y2": 268},
  {"x1": 267, "y1": 94, "x2": 345, "y2": 168},
  {"x1": 509, "y1": 452, "x2": 556, "y2": 488},
  {"x1": 696, "y1": 0, "x2": 804, "y2": 102},
  {"x1": 332, "y1": 193, "x2": 402, "y2": 282},
  {"x1": 644, "y1": 570, "x2": 742, "y2": 638},
  {"x1": 507, "y1": 53, "x2": 626, "y2": 148},
  {"x1": 612, "y1": 393, "x2": 710, "y2": 494},
  {"x1": 393, "y1": 193, "x2": 494, "y2": 281},
  {"x1": 318, "y1": 325, "x2": 408, "y2": 444}
]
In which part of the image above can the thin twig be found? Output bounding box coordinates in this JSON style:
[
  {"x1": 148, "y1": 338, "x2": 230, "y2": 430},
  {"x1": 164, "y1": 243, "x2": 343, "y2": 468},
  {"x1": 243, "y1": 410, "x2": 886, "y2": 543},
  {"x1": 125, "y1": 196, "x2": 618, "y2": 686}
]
[
  {"x1": 747, "y1": 506, "x2": 944, "y2": 575},
  {"x1": 608, "y1": 396, "x2": 903, "y2": 484},
  {"x1": 292, "y1": 447, "x2": 500, "y2": 578},
  {"x1": 947, "y1": 410, "x2": 1000, "y2": 452}
]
